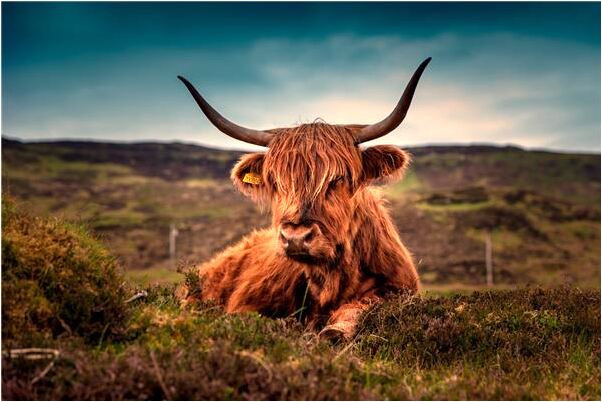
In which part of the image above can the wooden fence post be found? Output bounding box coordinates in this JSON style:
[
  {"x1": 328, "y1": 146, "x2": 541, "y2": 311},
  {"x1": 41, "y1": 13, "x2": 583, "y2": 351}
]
[{"x1": 485, "y1": 231, "x2": 493, "y2": 287}]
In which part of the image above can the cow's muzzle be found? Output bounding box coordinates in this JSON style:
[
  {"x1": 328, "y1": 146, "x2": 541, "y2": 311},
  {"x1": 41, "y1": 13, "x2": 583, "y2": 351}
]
[{"x1": 279, "y1": 223, "x2": 319, "y2": 258}]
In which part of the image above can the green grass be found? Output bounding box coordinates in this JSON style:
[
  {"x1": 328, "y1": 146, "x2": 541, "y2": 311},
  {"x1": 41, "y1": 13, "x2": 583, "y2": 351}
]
[
  {"x1": 126, "y1": 266, "x2": 184, "y2": 286},
  {"x1": 2, "y1": 200, "x2": 600, "y2": 400},
  {"x1": 3, "y1": 155, "x2": 133, "y2": 182},
  {"x1": 465, "y1": 228, "x2": 523, "y2": 250},
  {"x1": 418, "y1": 200, "x2": 492, "y2": 212},
  {"x1": 3, "y1": 284, "x2": 599, "y2": 400},
  {"x1": 385, "y1": 170, "x2": 426, "y2": 196}
]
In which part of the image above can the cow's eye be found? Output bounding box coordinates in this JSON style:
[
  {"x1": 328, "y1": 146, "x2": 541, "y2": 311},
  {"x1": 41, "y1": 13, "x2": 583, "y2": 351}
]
[
  {"x1": 268, "y1": 176, "x2": 279, "y2": 193},
  {"x1": 326, "y1": 177, "x2": 343, "y2": 196}
]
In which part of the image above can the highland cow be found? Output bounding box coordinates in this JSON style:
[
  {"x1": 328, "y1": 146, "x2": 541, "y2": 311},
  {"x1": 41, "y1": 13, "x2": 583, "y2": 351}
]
[{"x1": 177, "y1": 58, "x2": 431, "y2": 339}]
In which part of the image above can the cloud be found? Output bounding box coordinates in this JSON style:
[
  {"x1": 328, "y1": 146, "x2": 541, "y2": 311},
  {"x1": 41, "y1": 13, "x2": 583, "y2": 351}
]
[
  {"x1": 3, "y1": 32, "x2": 600, "y2": 153},
  {"x1": 198, "y1": 33, "x2": 600, "y2": 151}
]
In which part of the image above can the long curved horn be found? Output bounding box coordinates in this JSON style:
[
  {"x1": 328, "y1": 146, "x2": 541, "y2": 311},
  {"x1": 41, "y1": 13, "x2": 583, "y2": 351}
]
[
  {"x1": 178, "y1": 76, "x2": 274, "y2": 147},
  {"x1": 355, "y1": 57, "x2": 431, "y2": 144}
]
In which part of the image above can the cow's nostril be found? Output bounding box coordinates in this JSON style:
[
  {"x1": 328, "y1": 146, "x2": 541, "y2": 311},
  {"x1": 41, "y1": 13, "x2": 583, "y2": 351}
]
[
  {"x1": 279, "y1": 231, "x2": 290, "y2": 248},
  {"x1": 303, "y1": 229, "x2": 315, "y2": 243}
]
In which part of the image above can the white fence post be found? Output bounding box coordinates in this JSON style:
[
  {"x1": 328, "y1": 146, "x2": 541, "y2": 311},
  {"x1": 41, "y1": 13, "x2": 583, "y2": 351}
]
[{"x1": 169, "y1": 223, "x2": 179, "y2": 264}]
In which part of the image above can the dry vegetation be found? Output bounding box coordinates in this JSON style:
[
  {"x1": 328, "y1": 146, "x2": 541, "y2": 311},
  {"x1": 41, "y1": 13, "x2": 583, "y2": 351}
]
[{"x1": 1, "y1": 139, "x2": 600, "y2": 399}]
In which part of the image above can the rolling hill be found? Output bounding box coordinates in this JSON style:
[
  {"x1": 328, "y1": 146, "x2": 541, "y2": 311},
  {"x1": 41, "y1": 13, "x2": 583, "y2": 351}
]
[{"x1": 2, "y1": 137, "x2": 600, "y2": 289}]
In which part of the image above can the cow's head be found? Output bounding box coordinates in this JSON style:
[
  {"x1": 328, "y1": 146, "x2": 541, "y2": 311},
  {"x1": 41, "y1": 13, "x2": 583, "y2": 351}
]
[{"x1": 179, "y1": 58, "x2": 430, "y2": 264}]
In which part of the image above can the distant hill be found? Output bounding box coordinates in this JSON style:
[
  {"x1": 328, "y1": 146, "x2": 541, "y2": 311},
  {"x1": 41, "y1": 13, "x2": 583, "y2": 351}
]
[
  {"x1": 2, "y1": 137, "x2": 243, "y2": 180},
  {"x1": 2, "y1": 137, "x2": 600, "y2": 289},
  {"x1": 4, "y1": 137, "x2": 598, "y2": 202}
]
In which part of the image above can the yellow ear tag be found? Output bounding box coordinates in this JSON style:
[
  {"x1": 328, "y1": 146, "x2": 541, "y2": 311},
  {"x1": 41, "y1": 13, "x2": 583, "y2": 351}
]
[{"x1": 242, "y1": 172, "x2": 262, "y2": 185}]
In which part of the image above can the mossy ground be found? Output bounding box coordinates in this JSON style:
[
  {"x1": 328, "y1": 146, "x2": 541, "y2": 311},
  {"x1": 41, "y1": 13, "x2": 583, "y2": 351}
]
[
  {"x1": 3, "y1": 285, "x2": 599, "y2": 400},
  {"x1": 2, "y1": 197, "x2": 129, "y2": 346},
  {"x1": 2, "y1": 200, "x2": 600, "y2": 400}
]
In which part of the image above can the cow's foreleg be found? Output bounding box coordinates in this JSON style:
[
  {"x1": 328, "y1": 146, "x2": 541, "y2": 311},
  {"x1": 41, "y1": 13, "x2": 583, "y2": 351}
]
[{"x1": 318, "y1": 295, "x2": 381, "y2": 341}]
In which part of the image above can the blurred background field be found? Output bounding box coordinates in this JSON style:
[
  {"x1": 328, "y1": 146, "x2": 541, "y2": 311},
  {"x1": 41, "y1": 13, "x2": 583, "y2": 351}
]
[{"x1": 3, "y1": 137, "x2": 599, "y2": 291}]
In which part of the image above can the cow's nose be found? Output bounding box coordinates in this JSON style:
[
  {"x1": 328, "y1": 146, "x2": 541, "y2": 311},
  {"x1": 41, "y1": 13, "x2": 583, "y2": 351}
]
[{"x1": 279, "y1": 224, "x2": 317, "y2": 254}]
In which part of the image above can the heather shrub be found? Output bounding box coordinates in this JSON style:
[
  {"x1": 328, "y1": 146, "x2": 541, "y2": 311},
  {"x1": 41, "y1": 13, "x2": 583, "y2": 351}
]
[{"x1": 2, "y1": 197, "x2": 129, "y2": 345}]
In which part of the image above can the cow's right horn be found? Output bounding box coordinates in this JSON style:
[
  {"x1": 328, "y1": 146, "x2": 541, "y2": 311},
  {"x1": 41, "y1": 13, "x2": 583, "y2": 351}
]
[
  {"x1": 354, "y1": 57, "x2": 431, "y2": 144},
  {"x1": 178, "y1": 76, "x2": 274, "y2": 147}
]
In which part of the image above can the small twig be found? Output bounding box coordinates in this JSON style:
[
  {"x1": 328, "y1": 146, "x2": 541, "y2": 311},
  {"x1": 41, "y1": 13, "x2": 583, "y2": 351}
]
[
  {"x1": 56, "y1": 316, "x2": 73, "y2": 336},
  {"x1": 366, "y1": 334, "x2": 389, "y2": 342},
  {"x1": 4, "y1": 348, "x2": 59, "y2": 360},
  {"x1": 150, "y1": 350, "x2": 173, "y2": 400},
  {"x1": 401, "y1": 376, "x2": 414, "y2": 400},
  {"x1": 190, "y1": 306, "x2": 222, "y2": 314},
  {"x1": 31, "y1": 360, "x2": 56, "y2": 385},
  {"x1": 333, "y1": 340, "x2": 356, "y2": 361},
  {"x1": 97, "y1": 323, "x2": 110, "y2": 350},
  {"x1": 125, "y1": 290, "x2": 148, "y2": 304},
  {"x1": 288, "y1": 305, "x2": 308, "y2": 318},
  {"x1": 4, "y1": 348, "x2": 60, "y2": 385}
]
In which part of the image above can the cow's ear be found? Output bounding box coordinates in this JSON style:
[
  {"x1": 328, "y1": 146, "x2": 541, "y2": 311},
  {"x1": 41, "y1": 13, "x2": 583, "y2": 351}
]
[
  {"x1": 361, "y1": 145, "x2": 410, "y2": 183},
  {"x1": 231, "y1": 152, "x2": 268, "y2": 201}
]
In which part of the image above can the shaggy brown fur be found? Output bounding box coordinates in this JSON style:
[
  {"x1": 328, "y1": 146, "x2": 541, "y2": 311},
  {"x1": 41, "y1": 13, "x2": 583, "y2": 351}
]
[{"x1": 181, "y1": 123, "x2": 419, "y2": 339}]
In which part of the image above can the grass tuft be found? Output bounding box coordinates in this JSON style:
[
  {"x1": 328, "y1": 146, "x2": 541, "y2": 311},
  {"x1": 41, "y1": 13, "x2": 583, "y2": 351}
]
[{"x1": 2, "y1": 197, "x2": 130, "y2": 345}]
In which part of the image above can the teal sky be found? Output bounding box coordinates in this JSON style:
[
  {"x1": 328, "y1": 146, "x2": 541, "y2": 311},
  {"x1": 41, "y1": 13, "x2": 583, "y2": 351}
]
[{"x1": 2, "y1": 2, "x2": 600, "y2": 152}]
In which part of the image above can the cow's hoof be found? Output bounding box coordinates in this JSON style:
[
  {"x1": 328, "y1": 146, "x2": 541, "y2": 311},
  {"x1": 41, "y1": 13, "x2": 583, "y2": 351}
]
[{"x1": 319, "y1": 323, "x2": 350, "y2": 342}]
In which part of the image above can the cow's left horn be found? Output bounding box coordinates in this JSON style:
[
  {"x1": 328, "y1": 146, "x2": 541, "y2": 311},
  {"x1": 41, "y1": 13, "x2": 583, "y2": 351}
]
[
  {"x1": 354, "y1": 57, "x2": 431, "y2": 144},
  {"x1": 178, "y1": 76, "x2": 274, "y2": 147}
]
